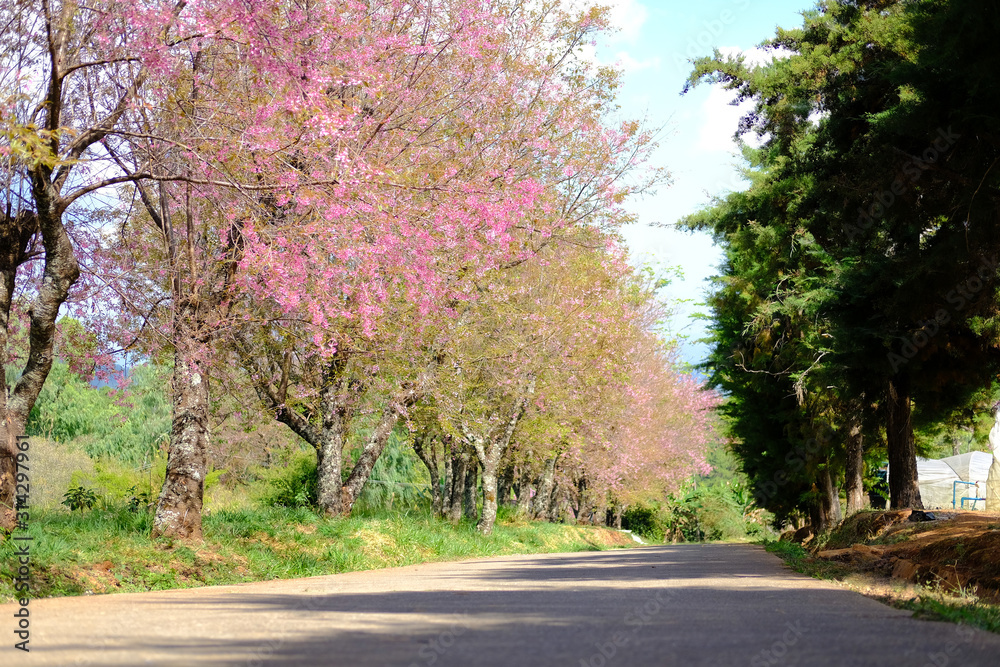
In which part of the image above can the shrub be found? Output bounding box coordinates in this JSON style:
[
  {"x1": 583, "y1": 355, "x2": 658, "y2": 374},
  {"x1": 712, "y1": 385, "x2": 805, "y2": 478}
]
[
  {"x1": 256, "y1": 449, "x2": 319, "y2": 508},
  {"x1": 62, "y1": 486, "x2": 98, "y2": 511},
  {"x1": 621, "y1": 504, "x2": 665, "y2": 541}
]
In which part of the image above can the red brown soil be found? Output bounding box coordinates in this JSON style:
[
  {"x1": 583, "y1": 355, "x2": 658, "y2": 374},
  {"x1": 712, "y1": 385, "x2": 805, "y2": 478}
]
[{"x1": 810, "y1": 510, "x2": 1000, "y2": 602}]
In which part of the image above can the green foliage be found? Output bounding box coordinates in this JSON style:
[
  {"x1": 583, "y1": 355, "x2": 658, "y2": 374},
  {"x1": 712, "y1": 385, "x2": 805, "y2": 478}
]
[
  {"x1": 62, "y1": 486, "x2": 98, "y2": 511},
  {"x1": 661, "y1": 480, "x2": 773, "y2": 543},
  {"x1": 353, "y1": 430, "x2": 428, "y2": 514},
  {"x1": 621, "y1": 505, "x2": 664, "y2": 541},
  {"x1": 255, "y1": 449, "x2": 319, "y2": 508},
  {"x1": 125, "y1": 485, "x2": 153, "y2": 513},
  {"x1": 763, "y1": 538, "x2": 853, "y2": 580},
  {"x1": 685, "y1": 0, "x2": 1000, "y2": 519},
  {"x1": 898, "y1": 595, "x2": 1000, "y2": 635},
  {"x1": 27, "y1": 362, "x2": 170, "y2": 465}
]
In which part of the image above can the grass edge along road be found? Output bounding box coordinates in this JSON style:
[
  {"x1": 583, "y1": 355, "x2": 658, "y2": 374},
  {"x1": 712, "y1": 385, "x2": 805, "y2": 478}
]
[
  {"x1": 0, "y1": 505, "x2": 637, "y2": 602},
  {"x1": 765, "y1": 539, "x2": 1000, "y2": 635}
]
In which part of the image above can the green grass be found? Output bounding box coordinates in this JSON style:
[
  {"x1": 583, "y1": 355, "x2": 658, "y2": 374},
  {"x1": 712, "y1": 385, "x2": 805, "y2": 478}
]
[
  {"x1": 763, "y1": 539, "x2": 1000, "y2": 635},
  {"x1": 763, "y1": 539, "x2": 853, "y2": 579},
  {"x1": 896, "y1": 594, "x2": 1000, "y2": 633},
  {"x1": 1, "y1": 504, "x2": 634, "y2": 602}
]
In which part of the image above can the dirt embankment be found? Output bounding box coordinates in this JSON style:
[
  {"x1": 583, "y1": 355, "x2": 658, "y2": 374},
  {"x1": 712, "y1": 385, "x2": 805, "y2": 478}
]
[{"x1": 796, "y1": 510, "x2": 1000, "y2": 602}]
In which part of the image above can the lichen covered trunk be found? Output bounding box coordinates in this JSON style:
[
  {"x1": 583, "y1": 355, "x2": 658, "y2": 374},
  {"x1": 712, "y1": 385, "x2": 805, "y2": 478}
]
[
  {"x1": 463, "y1": 459, "x2": 479, "y2": 520},
  {"x1": 441, "y1": 438, "x2": 455, "y2": 518},
  {"x1": 316, "y1": 427, "x2": 345, "y2": 516},
  {"x1": 0, "y1": 414, "x2": 26, "y2": 533},
  {"x1": 515, "y1": 466, "x2": 533, "y2": 516},
  {"x1": 497, "y1": 462, "x2": 514, "y2": 508},
  {"x1": 153, "y1": 328, "x2": 209, "y2": 540},
  {"x1": 477, "y1": 462, "x2": 498, "y2": 535}
]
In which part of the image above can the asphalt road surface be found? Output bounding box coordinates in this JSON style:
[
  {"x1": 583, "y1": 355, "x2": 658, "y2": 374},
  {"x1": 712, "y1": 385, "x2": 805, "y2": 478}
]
[{"x1": 6, "y1": 543, "x2": 1000, "y2": 666}]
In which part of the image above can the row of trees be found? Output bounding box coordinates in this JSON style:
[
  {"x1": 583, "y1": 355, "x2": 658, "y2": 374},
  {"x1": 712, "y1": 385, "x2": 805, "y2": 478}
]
[
  {"x1": 686, "y1": 0, "x2": 1000, "y2": 529},
  {"x1": 2, "y1": 0, "x2": 714, "y2": 538}
]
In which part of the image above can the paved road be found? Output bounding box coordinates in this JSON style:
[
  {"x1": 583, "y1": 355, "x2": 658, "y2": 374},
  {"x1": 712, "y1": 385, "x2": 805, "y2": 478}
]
[{"x1": 5, "y1": 543, "x2": 1000, "y2": 666}]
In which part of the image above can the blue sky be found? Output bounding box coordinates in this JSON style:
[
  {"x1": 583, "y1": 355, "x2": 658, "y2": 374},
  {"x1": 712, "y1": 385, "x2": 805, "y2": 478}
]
[{"x1": 589, "y1": 0, "x2": 815, "y2": 364}]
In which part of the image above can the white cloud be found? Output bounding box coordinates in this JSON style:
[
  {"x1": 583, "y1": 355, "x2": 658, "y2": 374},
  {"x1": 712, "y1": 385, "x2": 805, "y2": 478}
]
[
  {"x1": 605, "y1": 0, "x2": 649, "y2": 45},
  {"x1": 613, "y1": 51, "x2": 660, "y2": 73},
  {"x1": 694, "y1": 46, "x2": 790, "y2": 152},
  {"x1": 717, "y1": 45, "x2": 792, "y2": 69},
  {"x1": 570, "y1": 0, "x2": 653, "y2": 74},
  {"x1": 569, "y1": 0, "x2": 649, "y2": 44},
  {"x1": 695, "y1": 85, "x2": 746, "y2": 153}
]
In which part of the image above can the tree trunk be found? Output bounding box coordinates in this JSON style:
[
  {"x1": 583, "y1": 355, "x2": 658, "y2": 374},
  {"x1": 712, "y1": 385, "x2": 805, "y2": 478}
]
[
  {"x1": 887, "y1": 378, "x2": 923, "y2": 509},
  {"x1": 593, "y1": 506, "x2": 607, "y2": 526},
  {"x1": 497, "y1": 462, "x2": 515, "y2": 507},
  {"x1": 547, "y1": 483, "x2": 563, "y2": 522},
  {"x1": 470, "y1": 387, "x2": 530, "y2": 534},
  {"x1": 414, "y1": 435, "x2": 442, "y2": 515},
  {"x1": 478, "y1": 456, "x2": 499, "y2": 534},
  {"x1": 442, "y1": 436, "x2": 455, "y2": 518},
  {"x1": 845, "y1": 424, "x2": 865, "y2": 515},
  {"x1": 1, "y1": 205, "x2": 77, "y2": 533},
  {"x1": 574, "y1": 477, "x2": 588, "y2": 524},
  {"x1": 0, "y1": 416, "x2": 27, "y2": 534},
  {"x1": 515, "y1": 466, "x2": 534, "y2": 516},
  {"x1": 463, "y1": 459, "x2": 478, "y2": 521},
  {"x1": 532, "y1": 456, "x2": 556, "y2": 519},
  {"x1": 313, "y1": 376, "x2": 348, "y2": 516},
  {"x1": 315, "y1": 429, "x2": 345, "y2": 516},
  {"x1": 817, "y1": 465, "x2": 842, "y2": 532},
  {"x1": 448, "y1": 449, "x2": 467, "y2": 523},
  {"x1": 153, "y1": 320, "x2": 210, "y2": 540}
]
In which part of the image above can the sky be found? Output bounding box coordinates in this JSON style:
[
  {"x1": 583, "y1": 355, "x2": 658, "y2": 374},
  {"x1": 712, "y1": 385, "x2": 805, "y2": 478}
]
[{"x1": 586, "y1": 0, "x2": 815, "y2": 364}]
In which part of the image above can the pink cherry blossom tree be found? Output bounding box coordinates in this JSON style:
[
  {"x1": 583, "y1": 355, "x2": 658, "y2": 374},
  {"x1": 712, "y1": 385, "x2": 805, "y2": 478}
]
[{"x1": 204, "y1": 0, "x2": 662, "y2": 521}]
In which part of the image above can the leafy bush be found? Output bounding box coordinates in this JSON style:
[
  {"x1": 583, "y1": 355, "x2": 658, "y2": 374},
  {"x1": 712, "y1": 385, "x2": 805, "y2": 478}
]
[
  {"x1": 621, "y1": 505, "x2": 664, "y2": 541},
  {"x1": 661, "y1": 480, "x2": 774, "y2": 543},
  {"x1": 256, "y1": 449, "x2": 319, "y2": 508},
  {"x1": 62, "y1": 486, "x2": 98, "y2": 511},
  {"x1": 125, "y1": 485, "x2": 153, "y2": 513}
]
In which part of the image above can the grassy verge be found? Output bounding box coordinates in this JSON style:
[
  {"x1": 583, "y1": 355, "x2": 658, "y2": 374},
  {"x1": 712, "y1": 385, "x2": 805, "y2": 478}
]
[
  {"x1": 1, "y1": 505, "x2": 635, "y2": 602},
  {"x1": 764, "y1": 540, "x2": 1000, "y2": 634}
]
